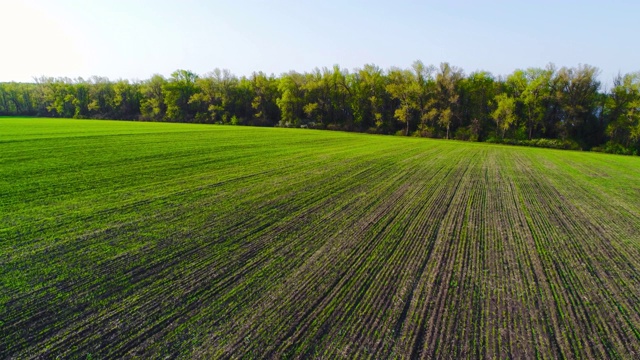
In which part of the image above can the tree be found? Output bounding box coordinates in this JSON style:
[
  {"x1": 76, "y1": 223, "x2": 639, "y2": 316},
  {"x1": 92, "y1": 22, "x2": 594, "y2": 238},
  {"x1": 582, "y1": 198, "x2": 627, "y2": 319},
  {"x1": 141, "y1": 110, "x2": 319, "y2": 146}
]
[
  {"x1": 190, "y1": 75, "x2": 221, "y2": 123},
  {"x1": 39, "y1": 77, "x2": 76, "y2": 118},
  {"x1": 506, "y1": 66, "x2": 554, "y2": 140},
  {"x1": 250, "y1": 72, "x2": 280, "y2": 125},
  {"x1": 459, "y1": 71, "x2": 497, "y2": 141},
  {"x1": 492, "y1": 93, "x2": 516, "y2": 138},
  {"x1": 605, "y1": 72, "x2": 640, "y2": 149},
  {"x1": 140, "y1": 74, "x2": 167, "y2": 121},
  {"x1": 71, "y1": 79, "x2": 90, "y2": 119},
  {"x1": 301, "y1": 68, "x2": 329, "y2": 126},
  {"x1": 0, "y1": 84, "x2": 7, "y2": 115},
  {"x1": 113, "y1": 80, "x2": 141, "y2": 119},
  {"x1": 1, "y1": 62, "x2": 638, "y2": 154},
  {"x1": 163, "y1": 70, "x2": 199, "y2": 122},
  {"x1": 522, "y1": 67, "x2": 554, "y2": 139},
  {"x1": 352, "y1": 64, "x2": 388, "y2": 130},
  {"x1": 554, "y1": 65, "x2": 601, "y2": 145},
  {"x1": 276, "y1": 72, "x2": 305, "y2": 126},
  {"x1": 327, "y1": 65, "x2": 352, "y2": 127},
  {"x1": 88, "y1": 76, "x2": 115, "y2": 118},
  {"x1": 410, "y1": 61, "x2": 437, "y2": 136},
  {"x1": 386, "y1": 67, "x2": 417, "y2": 135},
  {"x1": 425, "y1": 63, "x2": 462, "y2": 139},
  {"x1": 0, "y1": 82, "x2": 38, "y2": 116}
]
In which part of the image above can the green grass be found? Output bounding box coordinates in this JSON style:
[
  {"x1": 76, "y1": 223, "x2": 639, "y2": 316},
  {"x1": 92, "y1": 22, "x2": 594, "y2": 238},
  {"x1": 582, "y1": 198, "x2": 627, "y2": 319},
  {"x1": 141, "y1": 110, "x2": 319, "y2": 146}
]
[{"x1": 2, "y1": 117, "x2": 640, "y2": 359}]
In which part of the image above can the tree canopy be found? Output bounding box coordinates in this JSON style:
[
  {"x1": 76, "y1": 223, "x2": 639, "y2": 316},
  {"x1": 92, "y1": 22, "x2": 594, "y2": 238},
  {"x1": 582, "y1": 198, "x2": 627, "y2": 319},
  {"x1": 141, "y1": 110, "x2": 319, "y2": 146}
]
[{"x1": 2, "y1": 62, "x2": 639, "y2": 154}]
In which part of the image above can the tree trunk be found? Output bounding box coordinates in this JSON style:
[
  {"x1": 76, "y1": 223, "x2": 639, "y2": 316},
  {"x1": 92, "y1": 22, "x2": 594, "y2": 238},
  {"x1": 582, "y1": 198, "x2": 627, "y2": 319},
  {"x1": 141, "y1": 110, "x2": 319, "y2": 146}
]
[{"x1": 528, "y1": 108, "x2": 534, "y2": 140}]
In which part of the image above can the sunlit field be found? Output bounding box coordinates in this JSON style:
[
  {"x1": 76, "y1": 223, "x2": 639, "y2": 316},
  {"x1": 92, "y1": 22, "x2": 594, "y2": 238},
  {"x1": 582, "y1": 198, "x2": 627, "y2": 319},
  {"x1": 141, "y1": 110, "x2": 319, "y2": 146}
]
[{"x1": 2, "y1": 118, "x2": 640, "y2": 358}]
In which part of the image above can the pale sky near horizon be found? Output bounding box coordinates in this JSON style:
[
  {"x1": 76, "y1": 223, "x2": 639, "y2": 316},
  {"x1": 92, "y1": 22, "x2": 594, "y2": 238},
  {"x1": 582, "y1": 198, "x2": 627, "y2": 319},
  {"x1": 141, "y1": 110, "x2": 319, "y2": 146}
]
[{"x1": 0, "y1": 0, "x2": 637, "y2": 87}]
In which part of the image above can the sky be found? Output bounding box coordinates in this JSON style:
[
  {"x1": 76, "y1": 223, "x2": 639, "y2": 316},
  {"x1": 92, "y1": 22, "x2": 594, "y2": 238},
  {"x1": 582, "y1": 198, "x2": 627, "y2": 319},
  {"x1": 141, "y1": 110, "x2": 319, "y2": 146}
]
[{"x1": 0, "y1": 0, "x2": 638, "y2": 87}]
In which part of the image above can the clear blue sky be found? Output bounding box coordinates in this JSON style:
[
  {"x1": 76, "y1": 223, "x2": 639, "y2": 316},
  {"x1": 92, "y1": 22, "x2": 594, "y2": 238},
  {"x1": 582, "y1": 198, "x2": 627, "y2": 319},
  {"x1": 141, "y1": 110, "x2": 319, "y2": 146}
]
[{"x1": 1, "y1": 0, "x2": 637, "y2": 86}]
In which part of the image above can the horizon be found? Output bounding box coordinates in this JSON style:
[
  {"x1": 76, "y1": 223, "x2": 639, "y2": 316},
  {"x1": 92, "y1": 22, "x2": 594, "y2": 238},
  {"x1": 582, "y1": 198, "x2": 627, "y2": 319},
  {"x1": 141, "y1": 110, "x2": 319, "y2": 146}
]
[{"x1": 1, "y1": 0, "x2": 638, "y2": 88}]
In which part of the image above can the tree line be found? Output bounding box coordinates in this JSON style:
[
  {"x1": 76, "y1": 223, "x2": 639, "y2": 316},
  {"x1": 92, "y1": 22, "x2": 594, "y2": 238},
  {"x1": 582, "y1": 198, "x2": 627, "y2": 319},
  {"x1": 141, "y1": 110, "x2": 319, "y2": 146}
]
[{"x1": 1, "y1": 62, "x2": 639, "y2": 154}]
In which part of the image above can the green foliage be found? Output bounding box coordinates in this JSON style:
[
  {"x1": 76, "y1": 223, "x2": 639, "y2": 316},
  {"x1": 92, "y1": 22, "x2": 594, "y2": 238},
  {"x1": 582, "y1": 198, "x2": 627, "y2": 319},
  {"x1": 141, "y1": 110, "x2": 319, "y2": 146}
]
[
  {"x1": 351, "y1": 64, "x2": 388, "y2": 129},
  {"x1": 140, "y1": 74, "x2": 167, "y2": 121},
  {"x1": 1, "y1": 61, "x2": 639, "y2": 153},
  {"x1": 491, "y1": 93, "x2": 516, "y2": 138},
  {"x1": 250, "y1": 71, "x2": 280, "y2": 125},
  {"x1": 276, "y1": 72, "x2": 304, "y2": 126},
  {"x1": 592, "y1": 141, "x2": 638, "y2": 155},
  {"x1": 604, "y1": 72, "x2": 640, "y2": 149},
  {"x1": 386, "y1": 67, "x2": 417, "y2": 135},
  {"x1": 553, "y1": 65, "x2": 602, "y2": 144},
  {"x1": 163, "y1": 70, "x2": 199, "y2": 122},
  {"x1": 486, "y1": 137, "x2": 581, "y2": 150}
]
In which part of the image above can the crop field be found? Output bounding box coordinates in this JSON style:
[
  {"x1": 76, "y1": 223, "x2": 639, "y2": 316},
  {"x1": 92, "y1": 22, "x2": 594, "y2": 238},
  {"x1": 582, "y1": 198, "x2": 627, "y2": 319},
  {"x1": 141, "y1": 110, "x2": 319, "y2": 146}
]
[{"x1": 1, "y1": 117, "x2": 640, "y2": 359}]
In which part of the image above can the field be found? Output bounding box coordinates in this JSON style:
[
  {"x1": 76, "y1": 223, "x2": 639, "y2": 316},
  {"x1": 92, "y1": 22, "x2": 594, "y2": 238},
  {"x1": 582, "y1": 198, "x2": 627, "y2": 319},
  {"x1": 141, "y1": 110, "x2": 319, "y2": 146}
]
[{"x1": 1, "y1": 117, "x2": 640, "y2": 359}]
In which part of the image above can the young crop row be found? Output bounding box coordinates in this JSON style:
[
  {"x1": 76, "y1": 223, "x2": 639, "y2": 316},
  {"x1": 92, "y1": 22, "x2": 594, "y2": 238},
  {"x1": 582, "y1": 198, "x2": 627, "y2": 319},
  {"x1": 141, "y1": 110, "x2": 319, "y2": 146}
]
[{"x1": 1, "y1": 118, "x2": 639, "y2": 359}]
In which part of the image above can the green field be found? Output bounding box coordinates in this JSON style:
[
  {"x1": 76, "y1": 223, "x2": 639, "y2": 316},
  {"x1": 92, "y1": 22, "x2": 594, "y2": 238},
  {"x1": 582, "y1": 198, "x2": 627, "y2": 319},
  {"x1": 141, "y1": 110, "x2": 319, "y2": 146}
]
[{"x1": 2, "y1": 117, "x2": 640, "y2": 358}]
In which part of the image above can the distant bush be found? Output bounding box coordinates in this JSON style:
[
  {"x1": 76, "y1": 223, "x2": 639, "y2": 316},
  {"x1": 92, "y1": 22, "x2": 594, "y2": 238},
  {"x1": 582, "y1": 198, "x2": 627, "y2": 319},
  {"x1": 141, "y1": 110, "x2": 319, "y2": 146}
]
[
  {"x1": 414, "y1": 126, "x2": 437, "y2": 138},
  {"x1": 277, "y1": 120, "x2": 297, "y2": 128},
  {"x1": 527, "y1": 138, "x2": 581, "y2": 150},
  {"x1": 230, "y1": 115, "x2": 242, "y2": 125},
  {"x1": 486, "y1": 138, "x2": 581, "y2": 150},
  {"x1": 592, "y1": 142, "x2": 638, "y2": 156},
  {"x1": 454, "y1": 126, "x2": 473, "y2": 141}
]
